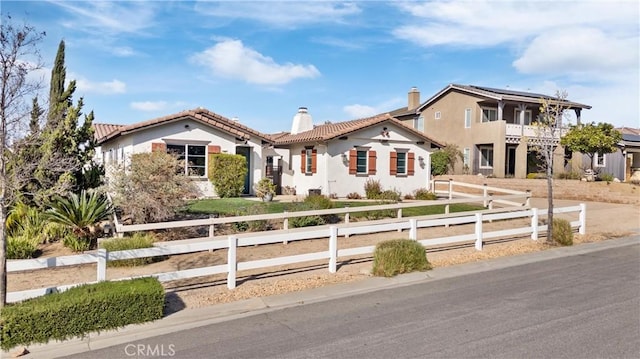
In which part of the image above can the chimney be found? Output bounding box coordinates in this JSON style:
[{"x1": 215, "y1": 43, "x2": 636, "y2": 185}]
[
  {"x1": 290, "y1": 107, "x2": 313, "y2": 135},
  {"x1": 408, "y1": 87, "x2": 420, "y2": 110}
]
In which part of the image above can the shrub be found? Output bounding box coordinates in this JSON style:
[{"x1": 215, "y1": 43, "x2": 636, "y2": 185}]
[
  {"x1": 430, "y1": 150, "x2": 449, "y2": 176},
  {"x1": 290, "y1": 214, "x2": 325, "y2": 228},
  {"x1": 556, "y1": 171, "x2": 581, "y2": 180},
  {"x1": 364, "y1": 178, "x2": 382, "y2": 199},
  {"x1": 527, "y1": 173, "x2": 546, "y2": 179},
  {"x1": 209, "y1": 153, "x2": 247, "y2": 198},
  {"x1": 598, "y1": 173, "x2": 614, "y2": 182},
  {"x1": 289, "y1": 194, "x2": 336, "y2": 227},
  {"x1": 254, "y1": 177, "x2": 276, "y2": 200},
  {"x1": 110, "y1": 152, "x2": 199, "y2": 224},
  {"x1": 372, "y1": 239, "x2": 431, "y2": 277},
  {"x1": 414, "y1": 188, "x2": 437, "y2": 200},
  {"x1": 100, "y1": 233, "x2": 161, "y2": 267},
  {"x1": 232, "y1": 205, "x2": 269, "y2": 233},
  {"x1": 552, "y1": 218, "x2": 573, "y2": 246},
  {"x1": 0, "y1": 278, "x2": 164, "y2": 350},
  {"x1": 346, "y1": 192, "x2": 362, "y2": 200},
  {"x1": 403, "y1": 194, "x2": 414, "y2": 200},
  {"x1": 7, "y1": 235, "x2": 39, "y2": 259},
  {"x1": 378, "y1": 189, "x2": 401, "y2": 202},
  {"x1": 62, "y1": 233, "x2": 91, "y2": 252}
]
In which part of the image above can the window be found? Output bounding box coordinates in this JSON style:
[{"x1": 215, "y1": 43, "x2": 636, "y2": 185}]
[
  {"x1": 305, "y1": 148, "x2": 313, "y2": 173},
  {"x1": 356, "y1": 150, "x2": 367, "y2": 174},
  {"x1": 463, "y1": 147, "x2": 470, "y2": 168},
  {"x1": 515, "y1": 109, "x2": 532, "y2": 125},
  {"x1": 434, "y1": 111, "x2": 441, "y2": 120},
  {"x1": 300, "y1": 148, "x2": 317, "y2": 174},
  {"x1": 414, "y1": 116, "x2": 425, "y2": 131},
  {"x1": 482, "y1": 108, "x2": 498, "y2": 122},
  {"x1": 595, "y1": 153, "x2": 606, "y2": 168},
  {"x1": 167, "y1": 144, "x2": 206, "y2": 176},
  {"x1": 390, "y1": 150, "x2": 415, "y2": 176},
  {"x1": 479, "y1": 146, "x2": 494, "y2": 168},
  {"x1": 396, "y1": 152, "x2": 407, "y2": 175},
  {"x1": 349, "y1": 148, "x2": 376, "y2": 175},
  {"x1": 465, "y1": 108, "x2": 472, "y2": 128}
]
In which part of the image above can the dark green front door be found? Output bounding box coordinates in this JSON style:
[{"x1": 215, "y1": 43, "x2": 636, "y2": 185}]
[{"x1": 236, "y1": 146, "x2": 251, "y2": 195}]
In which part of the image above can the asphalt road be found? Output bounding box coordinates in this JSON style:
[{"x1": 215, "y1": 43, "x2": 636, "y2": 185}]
[{"x1": 67, "y1": 243, "x2": 640, "y2": 359}]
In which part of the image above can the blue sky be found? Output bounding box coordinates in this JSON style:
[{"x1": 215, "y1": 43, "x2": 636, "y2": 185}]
[{"x1": 4, "y1": 1, "x2": 639, "y2": 133}]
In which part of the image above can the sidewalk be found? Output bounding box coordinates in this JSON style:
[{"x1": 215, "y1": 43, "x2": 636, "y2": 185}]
[{"x1": 8, "y1": 235, "x2": 639, "y2": 359}]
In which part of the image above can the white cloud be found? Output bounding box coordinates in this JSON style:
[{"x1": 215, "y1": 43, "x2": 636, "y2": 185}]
[
  {"x1": 190, "y1": 39, "x2": 321, "y2": 85},
  {"x1": 513, "y1": 27, "x2": 638, "y2": 79},
  {"x1": 51, "y1": 1, "x2": 158, "y2": 35},
  {"x1": 194, "y1": 2, "x2": 361, "y2": 28},
  {"x1": 130, "y1": 101, "x2": 167, "y2": 112},
  {"x1": 75, "y1": 77, "x2": 126, "y2": 95},
  {"x1": 343, "y1": 104, "x2": 378, "y2": 118},
  {"x1": 343, "y1": 96, "x2": 405, "y2": 119}
]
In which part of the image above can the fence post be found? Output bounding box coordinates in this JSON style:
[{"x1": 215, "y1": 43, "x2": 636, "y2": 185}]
[
  {"x1": 283, "y1": 211, "x2": 289, "y2": 231},
  {"x1": 209, "y1": 215, "x2": 215, "y2": 238},
  {"x1": 488, "y1": 193, "x2": 494, "y2": 223},
  {"x1": 448, "y1": 179, "x2": 453, "y2": 200},
  {"x1": 344, "y1": 209, "x2": 350, "y2": 238},
  {"x1": 445, "y1": 204, "x2": 450, "y2": 228},
  {"x1": 409, "y1": 219, "x2": 417, "y2": 240},
  {"x1": 531, "y1": 208, "x2": 539, "y2": 240},
  {"x1": 475, "y1": 213, "x2": 483, "y2": 250},
  {"x1": 525, "y1": 190, "x2": 531, "y2": 207},
  {"x1": 483, "y1": 184, "x2": 488, "y2": 207},
  {"x1": 579, "y1": 203, "x2": 586, "y2": 235},
  {"x1": 227, "y1": 236, "x2": 237, "y2": 289},
  {"x1": 97, "y1": 248, "x2": 107, "y2": 281},
  {"x1": 397, "y1": 208, "x2": 403, "y2": 232},
  {"x1": 329, "y1": 226, "x2": 338, "y2": 273}
]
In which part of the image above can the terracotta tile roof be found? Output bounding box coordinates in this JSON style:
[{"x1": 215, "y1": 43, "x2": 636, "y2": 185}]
[
  {"x1": 93, "y1": 108, "x2": 274, "y2": 144},
  {"x1": 273, "y1": 113, "x2": 443, "y2": 147}
]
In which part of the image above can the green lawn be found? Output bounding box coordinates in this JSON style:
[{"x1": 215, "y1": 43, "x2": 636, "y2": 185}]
[{"x1": 186, "y1": 198, "x2": 482, "y2": 218}]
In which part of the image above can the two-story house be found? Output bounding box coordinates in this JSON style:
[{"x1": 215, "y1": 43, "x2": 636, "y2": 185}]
[{"x1": 392, "y1": 85, "x2": 592, "y2": 178}]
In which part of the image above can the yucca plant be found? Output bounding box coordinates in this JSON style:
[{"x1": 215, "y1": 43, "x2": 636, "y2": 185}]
[{"x1": 45, "y1": 190, "x2": 113, "y2": 250}]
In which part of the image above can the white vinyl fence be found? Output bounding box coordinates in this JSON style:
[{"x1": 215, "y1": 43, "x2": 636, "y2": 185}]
[{"x1": 7, "y1": 199, "x2": 585, "y2": 303}]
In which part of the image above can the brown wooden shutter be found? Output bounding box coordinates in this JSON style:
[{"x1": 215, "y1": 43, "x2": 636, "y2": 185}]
[
  {"x1": 390, "y1": 152, "x2": 397, "y2": 176},
  {"x1": 408, "y1": 152, "x2": 415, "y2": 176},
  {"x1": 300, "y1": 150, "x2": 306, "y2": 173},
  {"x1": 311, "y1": 149, "x2": 317, "y2": 174},
  {"x1": 349, "y1": 149, "x2": 357, "y2": 175},
  {"x1": 151, "y1": 142, "x2": 166, "y2": 152},
  {"x1": 368, "y1": 150, "x2": 377, "y2": 175},
  {"x1": 207, "y1": 145, "x2": 221, "y2": 154}
]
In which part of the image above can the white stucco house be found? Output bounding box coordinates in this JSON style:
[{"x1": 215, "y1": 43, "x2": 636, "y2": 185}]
[{"x1": 93, "y1": 107, "x2": 442, "y2": 198}]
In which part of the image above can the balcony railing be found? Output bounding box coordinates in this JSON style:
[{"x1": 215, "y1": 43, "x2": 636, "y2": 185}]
[{"x1": 505, "y1": 124, "x2": 567, "y2": 138}]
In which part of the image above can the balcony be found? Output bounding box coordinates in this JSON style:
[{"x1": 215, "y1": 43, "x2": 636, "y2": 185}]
[{"x1": 505, "y1": 124, "x2": 567, "y2": 144}]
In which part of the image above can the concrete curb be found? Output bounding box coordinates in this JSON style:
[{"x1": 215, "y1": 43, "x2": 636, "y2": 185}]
[{"x1": 8, "y1": 235, "x2": 639, "y2": 359}]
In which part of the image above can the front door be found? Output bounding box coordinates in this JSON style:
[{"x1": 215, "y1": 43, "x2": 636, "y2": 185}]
[
  {"x1": 506, "y1": 146, "x2": 516, "y2": 177},
  {"x1": 236, "y1": 146, "x2": 251, "y2": 195}
]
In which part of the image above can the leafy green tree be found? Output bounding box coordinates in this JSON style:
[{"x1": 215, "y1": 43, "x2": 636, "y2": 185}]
[
  {"x1": 430, "y1": 143, "x2": 463, "y2": 175},
  {"x1": 45, "y1": 190, "x2": 113, "y2": 250},
  {"x1": 561, "y1": 122, "x2": 622, "y2": 170},
  {"x1": 109, "y1": 152, "x2": 198, "y2": 224}
]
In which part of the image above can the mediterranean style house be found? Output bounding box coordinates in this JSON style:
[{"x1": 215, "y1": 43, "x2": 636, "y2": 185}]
[
  {"x1": 93, "y1": 107, "x2": 442, "y2": 198},
  {"x1": 391, "y1": 84, "x2": 592, "y2": 178}
]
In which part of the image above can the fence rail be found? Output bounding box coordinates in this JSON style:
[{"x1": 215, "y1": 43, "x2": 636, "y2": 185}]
[{"x1": 7, "y1": 202, "x2": 585, "y2": 303}]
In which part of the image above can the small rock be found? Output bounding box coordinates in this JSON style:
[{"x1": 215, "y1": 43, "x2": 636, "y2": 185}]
[
  {"x1": 12, "y1": 347, "x2": 29, "y2": 357},
  {"x1": 613, "y1": 178, "x2": 621, "y2": 183}
]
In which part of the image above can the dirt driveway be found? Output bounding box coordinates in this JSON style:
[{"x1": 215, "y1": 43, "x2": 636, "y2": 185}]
[{"x1": 8, "y1": 196, "x2": 639, "y2": 312}]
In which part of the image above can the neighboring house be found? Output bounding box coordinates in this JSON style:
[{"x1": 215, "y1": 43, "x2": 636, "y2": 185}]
[
  {"x1": 391, "y1": 85, "x2": 592, "y2": 178},
  {"x1": 94, "y1": 107, "x2": 442, "y2": 198},
  {"x1": 272, "y1": 108, "x2": 442, "y2": 197},
  {"x1": 592, "y1": 127, "x2": 640, "y2": 181},
  {"x1": 93, "y1": 108, "x2": 276, "y2": 197}
]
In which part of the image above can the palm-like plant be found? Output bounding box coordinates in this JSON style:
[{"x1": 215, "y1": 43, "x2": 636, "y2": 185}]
[{"x1": 46, "y1": 190, "x2": 113, "y2": 249}]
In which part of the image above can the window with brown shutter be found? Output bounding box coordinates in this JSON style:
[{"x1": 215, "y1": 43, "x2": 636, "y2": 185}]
[
  {"x1": 300, "y1": 149, "x2": 306, "y2": 173},
  {"x1": 349, "y1": 149, "x2": 357, "y2": 174},
  {"x1": 408, "y1": 152, "x2": 415, "y2": 176},
  {"x1": 151, "y1": 142, "x2": 166, "y2": 152},
  {"x1": 368, "y1": 150, "x2": 377, "y2": 175},
  {"x1": 301, "y1": 148, "x2": 317, "y2": 175},
  {"x1": 311, "y1": 149, "x2": 317, "y2": 173},
  {"x1": 390, "y1": 152, "x2": 397, "y2": 175}
]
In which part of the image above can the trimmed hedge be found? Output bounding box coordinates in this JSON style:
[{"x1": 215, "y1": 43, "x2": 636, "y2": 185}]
[
  {"x1": 208, "y1": 153, "x2": 247, "y2": 198},
  {"x1": 372, "y1": 239, "x2": 431, "y2": 277},
  {"x1": 0, "y1": 277, "x2": 164, "y2": 350}
]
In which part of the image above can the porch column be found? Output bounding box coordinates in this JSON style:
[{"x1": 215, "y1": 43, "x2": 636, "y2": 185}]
[
  {"x1": 515, "y1": 141, "x2": 528, "y2": 178},
  {"x1": 518, "y1": 104, "x2": 528, "y2": 136},
  {"x1": 574, "y1": 108, "x2": 582, "y2": 126},
  {"x1": 497, "y1": 100, "x2": 504, "y2": 121},
  {"x1": 553, "y1": 144, "x2": 565, "y2": 175},
  {"x1": 571, "y1": 151, "x2": 583, "y2": 172}
]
